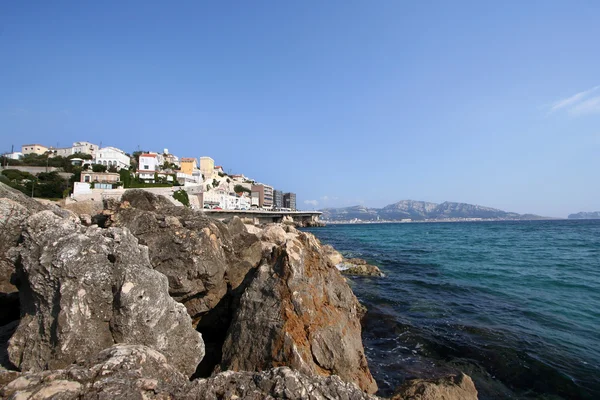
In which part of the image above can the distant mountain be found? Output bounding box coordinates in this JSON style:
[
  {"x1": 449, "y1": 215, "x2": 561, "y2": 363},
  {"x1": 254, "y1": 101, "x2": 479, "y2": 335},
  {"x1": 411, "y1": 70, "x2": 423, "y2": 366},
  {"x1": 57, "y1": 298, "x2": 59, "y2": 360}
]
[
  {"x1": 320, "y1": 200, "x2": 545, "y2": 221},
  {"x1": 568, "y1": 211, "x2": 600, "y2": 219}
]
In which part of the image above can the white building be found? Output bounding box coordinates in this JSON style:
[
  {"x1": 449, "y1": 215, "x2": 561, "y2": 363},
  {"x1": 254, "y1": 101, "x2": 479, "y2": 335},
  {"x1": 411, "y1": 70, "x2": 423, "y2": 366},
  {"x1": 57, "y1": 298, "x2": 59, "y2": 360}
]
[
  {"x1": 137, "y1": 153, "x2": 161, "y2": 182},
  {"x1": 95, "y1": 147, "x2": 131, "y2": 170},
  {"x1": 201, "y1": 190, "x2": 250, "y2": 210},
  {"x1": 3, "y1": 152, "x2": 23, "y2": 160},
  {"x1": 72, "y1": 141, "x2": 100, "y2": 156}
]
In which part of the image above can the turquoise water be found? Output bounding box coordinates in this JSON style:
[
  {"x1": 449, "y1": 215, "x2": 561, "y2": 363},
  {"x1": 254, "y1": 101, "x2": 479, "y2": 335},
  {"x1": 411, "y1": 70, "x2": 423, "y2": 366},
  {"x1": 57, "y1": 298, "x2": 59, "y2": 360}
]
[{"x1": 305, "y1": 220, "x2": 600, "y2": 399}]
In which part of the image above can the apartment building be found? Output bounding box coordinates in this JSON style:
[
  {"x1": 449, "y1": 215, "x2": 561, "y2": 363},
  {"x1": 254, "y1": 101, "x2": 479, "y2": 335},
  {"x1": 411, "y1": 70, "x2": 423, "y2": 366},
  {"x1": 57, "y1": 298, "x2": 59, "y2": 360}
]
[
  {"x1": 251, "y1": 184, "x2": 274, "y2": 209},
  {"x1": 273, "y1": 190, "x2": 283, "y2": 209},
  {"x1": 283, "y1": 192, "x2": 297, "y2": 211}
]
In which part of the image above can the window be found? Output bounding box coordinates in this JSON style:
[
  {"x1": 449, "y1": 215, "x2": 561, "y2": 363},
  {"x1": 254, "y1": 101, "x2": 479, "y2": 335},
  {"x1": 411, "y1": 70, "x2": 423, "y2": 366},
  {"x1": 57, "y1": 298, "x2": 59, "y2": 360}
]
[
  {"x1": 144, "y1": 165, "x2": 149, "y2": 170},
  {"x1": 84, "y1": 176, "x2": 90, "y2": 182}
]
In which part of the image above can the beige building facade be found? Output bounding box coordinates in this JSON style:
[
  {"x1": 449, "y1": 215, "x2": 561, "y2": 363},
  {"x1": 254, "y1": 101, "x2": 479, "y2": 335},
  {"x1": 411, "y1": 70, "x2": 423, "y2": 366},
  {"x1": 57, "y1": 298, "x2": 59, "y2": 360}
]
[{"x1": 21, "y1": 144, "x2": 48, "y2": 155}]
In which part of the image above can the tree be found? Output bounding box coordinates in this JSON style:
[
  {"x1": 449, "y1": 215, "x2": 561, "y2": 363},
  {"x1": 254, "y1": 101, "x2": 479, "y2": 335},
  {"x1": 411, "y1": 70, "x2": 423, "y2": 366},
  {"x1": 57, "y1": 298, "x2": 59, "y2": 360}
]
[
  {"x1": 173, "y1": 189, "x2": 190, "y2": 207},
  {"x1": 234, "y1": 184, "x2": 251, "y2": 194},
  {"x1": 92, "y1": 164, "x2": 107, "y2": 173},
  {"x1": 119, "y1": 168, "x2": 132, "y2": 188}
]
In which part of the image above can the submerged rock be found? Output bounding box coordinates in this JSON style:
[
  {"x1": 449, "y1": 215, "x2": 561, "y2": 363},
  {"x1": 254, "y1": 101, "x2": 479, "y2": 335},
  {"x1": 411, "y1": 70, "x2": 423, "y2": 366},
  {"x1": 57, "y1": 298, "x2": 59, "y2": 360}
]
[
  {"x1": 392, "y1": 373, "x2": 478, "y2": 400},
  {"x1": 7, "y1": 211, "x2": 203, "y2": 376}
]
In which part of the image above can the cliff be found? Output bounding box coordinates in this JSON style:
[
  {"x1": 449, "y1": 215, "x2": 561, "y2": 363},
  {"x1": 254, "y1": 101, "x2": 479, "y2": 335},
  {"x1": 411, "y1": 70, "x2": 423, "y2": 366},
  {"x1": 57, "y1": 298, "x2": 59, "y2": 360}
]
[{"x1": 0, "y1": 183, "x2": 477, "y2": 399}]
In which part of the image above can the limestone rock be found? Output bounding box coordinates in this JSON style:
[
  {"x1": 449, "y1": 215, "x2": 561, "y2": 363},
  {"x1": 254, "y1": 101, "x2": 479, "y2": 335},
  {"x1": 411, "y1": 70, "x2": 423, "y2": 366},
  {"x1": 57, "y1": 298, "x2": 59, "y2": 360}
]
[
  {"x1": 339, "y1": 258, "x2": 385, "y2": 277},
  {"x1": 8, "y1": 211, "x2": 203, "y2": 376},
  {"x1": 187, "y1": 366, "x2": 379, "y2": 400},
  {"x1": 392, "y1": 373, "x2": 478, "y2": 400},
  {"x1": 0, "y1": 346, "x2": 378, "y2": 400},
  {"x1": 0, "y1": 344, "x2": 190, "y2": 399},
  {"x1": 322, "y1": 244, "x2": 344, "y2": 266},
  {"x1": 109, "y1": 193, "x2": 263, "y2": 323},
  {"x1": 220, "y1": 230, "x2": 378, "y2": 393}
]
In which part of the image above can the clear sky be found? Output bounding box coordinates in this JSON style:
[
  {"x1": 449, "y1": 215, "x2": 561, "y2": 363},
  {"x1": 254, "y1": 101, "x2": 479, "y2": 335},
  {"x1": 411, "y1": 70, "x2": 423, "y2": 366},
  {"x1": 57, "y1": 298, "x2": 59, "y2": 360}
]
[{"x1": 1, "y1": 1, "x2": 599, "y2": 217}]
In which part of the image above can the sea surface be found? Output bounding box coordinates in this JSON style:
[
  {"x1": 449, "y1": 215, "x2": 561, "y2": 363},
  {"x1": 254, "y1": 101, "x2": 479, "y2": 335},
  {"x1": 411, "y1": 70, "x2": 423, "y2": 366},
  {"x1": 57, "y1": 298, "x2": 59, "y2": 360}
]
[{"x1": 304, "y1": 220, "x2": 600, "y2": 400}]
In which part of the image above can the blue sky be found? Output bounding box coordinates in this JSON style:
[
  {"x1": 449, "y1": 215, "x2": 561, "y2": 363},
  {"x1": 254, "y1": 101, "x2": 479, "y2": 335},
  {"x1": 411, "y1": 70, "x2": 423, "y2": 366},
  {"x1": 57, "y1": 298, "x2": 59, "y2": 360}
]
[{"x1": 1, "y1": 1, "x2": 599, "y2": 217}]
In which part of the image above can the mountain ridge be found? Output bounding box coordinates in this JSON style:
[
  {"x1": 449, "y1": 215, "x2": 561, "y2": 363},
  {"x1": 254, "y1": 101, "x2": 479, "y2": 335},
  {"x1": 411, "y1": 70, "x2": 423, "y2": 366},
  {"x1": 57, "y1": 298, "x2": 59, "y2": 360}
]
[
  {"x1": 567, "y1": 211, "x2": 600, "y2": 219},
  {"x1": 320, "y1": 200, "x2": 547, "y2": 221}
]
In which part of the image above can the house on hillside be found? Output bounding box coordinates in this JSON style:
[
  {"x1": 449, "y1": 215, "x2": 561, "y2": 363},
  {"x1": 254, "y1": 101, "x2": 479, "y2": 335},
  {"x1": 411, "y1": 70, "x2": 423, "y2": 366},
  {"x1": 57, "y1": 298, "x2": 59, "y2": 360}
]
[{"x1": 95, "y1": 147, "x2": 130, "y2": 170}]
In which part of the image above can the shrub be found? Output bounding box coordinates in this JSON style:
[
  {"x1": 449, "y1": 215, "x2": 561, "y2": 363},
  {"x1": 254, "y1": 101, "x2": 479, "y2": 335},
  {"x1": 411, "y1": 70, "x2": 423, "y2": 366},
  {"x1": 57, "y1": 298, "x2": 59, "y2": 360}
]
[{"x1": 173, "y1": 189, "x2": 190, "y2": 207}]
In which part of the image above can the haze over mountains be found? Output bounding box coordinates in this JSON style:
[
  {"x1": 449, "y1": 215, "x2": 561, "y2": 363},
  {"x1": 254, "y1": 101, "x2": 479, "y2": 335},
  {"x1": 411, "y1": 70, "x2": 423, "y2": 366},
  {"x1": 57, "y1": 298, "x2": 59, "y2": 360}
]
[
  {"x1": 568, "y1": 211, "x2": 600, "y2": 219},
  {"x1": 321, "y1": 200, "x2": 546, "y2": 221}
]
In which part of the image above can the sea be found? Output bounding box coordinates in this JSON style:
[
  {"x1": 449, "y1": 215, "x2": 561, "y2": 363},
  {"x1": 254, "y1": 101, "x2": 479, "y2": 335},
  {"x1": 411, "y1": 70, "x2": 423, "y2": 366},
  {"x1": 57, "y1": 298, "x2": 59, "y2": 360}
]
[{"x1": 304, "y1": 220, "x2": 600, "y2": 400}]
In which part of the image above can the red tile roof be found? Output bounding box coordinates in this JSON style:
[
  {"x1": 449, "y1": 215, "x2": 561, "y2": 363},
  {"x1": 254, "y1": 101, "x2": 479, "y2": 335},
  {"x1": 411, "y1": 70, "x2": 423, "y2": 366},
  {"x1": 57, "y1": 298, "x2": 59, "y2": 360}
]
[{"x1": 141, "y1": 154, "x2": 157, "y2": 157}]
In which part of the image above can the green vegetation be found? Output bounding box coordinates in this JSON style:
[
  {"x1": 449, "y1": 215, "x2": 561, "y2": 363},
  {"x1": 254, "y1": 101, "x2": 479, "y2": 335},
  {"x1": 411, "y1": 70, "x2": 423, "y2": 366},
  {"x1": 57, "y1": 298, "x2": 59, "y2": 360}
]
[
  {"x1": 234, "y1": 184, "x2": 251, "y2": 194},
  {"x1": 92, "y1": 164, "x2": 107, "y2": 172},
  {"x1": 212, "y1": 179, "x2": 219, "y2": 188},
  {"x1": 1, "y1": 169, "x2": 69, "y2": 199},
  {"x1": 173, "y1": 189, "x2": 190, "y2": 207}
]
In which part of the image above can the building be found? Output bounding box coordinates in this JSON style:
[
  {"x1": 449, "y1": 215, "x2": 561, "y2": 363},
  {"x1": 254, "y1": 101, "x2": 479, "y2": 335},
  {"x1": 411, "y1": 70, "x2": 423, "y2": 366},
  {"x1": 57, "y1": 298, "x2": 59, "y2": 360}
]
[
  {"x1": 163, "y1": 149, "x2": 179, "y2": 167},
  {"x1": 199, "y1": 156, "x2": 215, "y2": 180},
  {"x1": 179, "y1": 158, "x2": 197, "y2": 175},
  {"x1": 80, "y1": 171, "x2": 120, "y2": 184},
  {"x1": 273, "y1": 190, "x2": 283, "y2": 209},
  {"x1": 21, "y1": 144, "x2": 48, "y2": 155},
  {"x1": 49, "y1": 147, "x2": 73, "y2": 157},
  {"x1": 214, "y1": 165, "x2": 224, "y2": 175},
  {"x1": 200, "y1": 190, "x2": 250, "y2": 210},
  {"x1": 95, "y1": 147, "x2": 131, "y2": 170},
  {"x1": 3, "y1": 152, "x2": 23, "y2": 160},
  {"x1": 72, "y1": 141, "x2": 100, "y2": 156},
  {"x1": 137, "y1": 153, "x2": 161, "y2": 182},
  {"x1": 251, "y1": 184, "x2": 274, "y2": 209},
  {"x1": 283, "y1": 192, "x2": 297, "y2": 211}
]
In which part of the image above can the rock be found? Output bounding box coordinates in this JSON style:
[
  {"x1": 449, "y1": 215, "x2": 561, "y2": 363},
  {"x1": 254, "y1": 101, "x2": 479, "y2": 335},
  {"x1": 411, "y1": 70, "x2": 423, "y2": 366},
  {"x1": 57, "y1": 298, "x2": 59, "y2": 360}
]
[
  {"x1": 260, "y1": 224, "x2": 288, "y2": 245},
  {"x1": 322, "y1": 244, "x2": 344, "y2": 266},
  {"x1": 61, "y1": 199, "x2": 103, "y2": 218},
  {"x1": 341, "y1": 264, "x2": 385, "y2": 277},
  {"x1": 339, "y1": 257, "x2": 385, "y2": 277},
  {"x1": 0, "y1": 183, "x2": 59, "y2": 326},
  {"x1": 0, "y1": 346, "x2": 378, "y2": 400},
  {"x1": 0, "y1": 344, "x2": 190, "y2": 399},
  {"x1": 109, "y1": 193, "x2": 263, "y2": 323},
  {"x1": 8, "y1": 211, "x2": 203, "y2": 376},
  {"x1": 391, "y1": 373, "x2": 478, "y2": 400},
  {"x1": 219, "y1": 230, "x2": 378, "y2": 394},
  {"x1": 187, "y1": 366, "x2": 379, "y2": 400}
]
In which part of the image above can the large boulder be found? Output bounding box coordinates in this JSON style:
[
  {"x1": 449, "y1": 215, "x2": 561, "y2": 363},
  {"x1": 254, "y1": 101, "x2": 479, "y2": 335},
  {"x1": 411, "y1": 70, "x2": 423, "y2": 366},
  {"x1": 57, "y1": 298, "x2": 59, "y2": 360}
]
[
  {"x1": 391, "y1": 373, "x2": 478, "y2": 400},
  {"x1": 219, "y1": 230, "x2": 378, "y2": 394},
  {"x1": 109, "y1": 192, "x2": 263, "y2": 323},
  {"x1": 0, "y1": 345, "x2": 377, "y2": 400},
  {"x1": 0, "y1": 183, "x2": 60, "y2": 326},
  {"x1": 7, "y1": 211, "x2": 203, "y2": 376}
]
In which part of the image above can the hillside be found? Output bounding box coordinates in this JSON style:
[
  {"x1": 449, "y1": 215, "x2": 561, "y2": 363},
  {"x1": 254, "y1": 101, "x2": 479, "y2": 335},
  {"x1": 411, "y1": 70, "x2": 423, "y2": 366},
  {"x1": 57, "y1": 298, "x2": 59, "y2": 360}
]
[
  {"x1": 321, "y1": 200, "x2": 544, "y2": 221},
  {"x1": 568, "y1": 211, "x2": 600, "y2": 219}
]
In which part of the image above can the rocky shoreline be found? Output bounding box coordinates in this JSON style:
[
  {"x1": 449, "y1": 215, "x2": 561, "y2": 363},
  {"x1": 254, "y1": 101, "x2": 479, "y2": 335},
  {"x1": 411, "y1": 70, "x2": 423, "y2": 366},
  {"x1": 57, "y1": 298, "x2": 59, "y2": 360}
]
[{"x1": 0, "y1": 183, "x2": 477, "y2": 399}]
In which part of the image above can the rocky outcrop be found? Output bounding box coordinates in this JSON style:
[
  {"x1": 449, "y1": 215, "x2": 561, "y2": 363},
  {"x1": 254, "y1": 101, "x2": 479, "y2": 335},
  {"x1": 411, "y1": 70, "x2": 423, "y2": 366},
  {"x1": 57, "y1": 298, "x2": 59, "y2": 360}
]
[
  {"x1": 107, "y1": 191, "x2": 263, "y2": 324},
  {"x1": 339, "y1": 258, "x2": 385, "y2": 277},
  {"x1": 219, "y1": 229, "x2": 378, "y2": 393},
  {"x1": 0, "y1": 183, "x2": 68, "y2": 326},
  {"x1": 392, "y1": 373, "x2": 478, "y2": 400},
  {"x1": 188, "y1": 366, "x2": 378, "y2": 400},
  {"x1": 0, "y1": 345, "x2": 377, "y2": 400},
  {"x1": 0, "y1": 344, "x2": 190, "y2": 399},
  {"x1": 7, "y1": 211, "x2": 203, "y2": 376}
]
